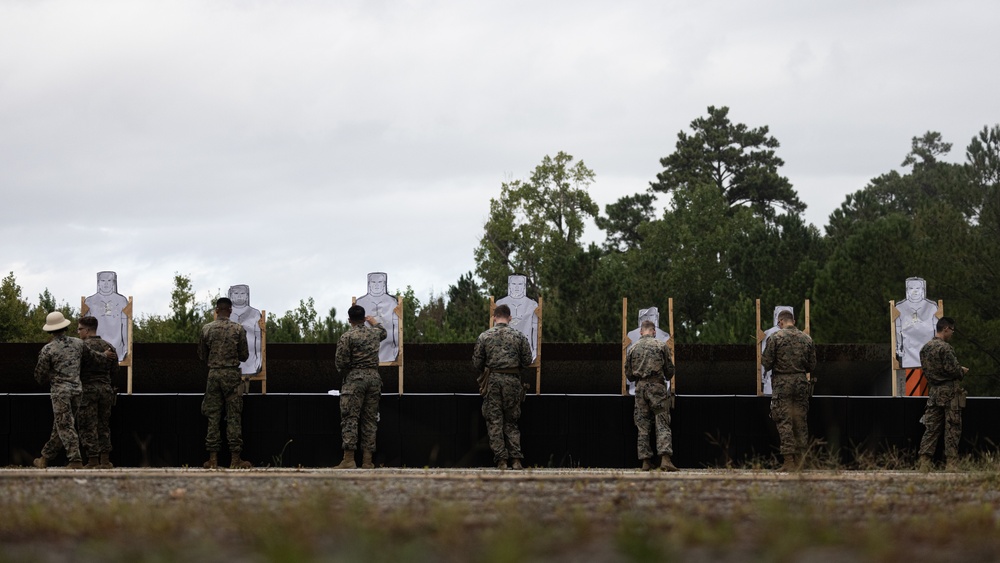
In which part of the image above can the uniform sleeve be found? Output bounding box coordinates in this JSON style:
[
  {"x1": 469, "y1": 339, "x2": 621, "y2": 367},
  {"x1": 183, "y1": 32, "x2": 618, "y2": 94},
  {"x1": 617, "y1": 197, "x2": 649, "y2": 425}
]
[
  {"x1": 472, "y1": 335, "x2": 486, "y2": 372},
  {"x1": 335, "y1": 333, "x2": 350, "y2": 373},
  {"x1": 806, "y1": 340, "x2": 817, "y2": 373},
  {"x1": 34, "y1": 349, "x2": 51, "y2": 385},
  {"x1": 83, "y1": 341, "x2": 113, "y2": 368},
  {"x1": 662, "y1": 343, "x2": 675, "y2": 378},
  {"x1": 197, "y1": 327, "x2": 209, "y2": 362},
  {"x1": 941, "y1": 346, "x2": 963, "y2": 380},
  {"x1": 372, "y1": 323, "x2": 388, "y2": 342},
  {"x1": 519, "y1": 334, "x2": 532, "y2": 368},
  {"x1": 761, "y1": 335, "x2": 776, "y2": 371},
  {"x1": 625, "y1": 348, "x2": 636, "y2": 382},
  {"x1": 237, "y1": 326, "x2": 250, "y2": 363}
]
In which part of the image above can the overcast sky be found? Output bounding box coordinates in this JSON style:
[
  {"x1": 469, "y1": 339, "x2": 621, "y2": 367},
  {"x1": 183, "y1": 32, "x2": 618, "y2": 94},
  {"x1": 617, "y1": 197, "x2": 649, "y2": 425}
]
[{"x1": 2, "y1": 0, "x2": 998, "y2": 320}]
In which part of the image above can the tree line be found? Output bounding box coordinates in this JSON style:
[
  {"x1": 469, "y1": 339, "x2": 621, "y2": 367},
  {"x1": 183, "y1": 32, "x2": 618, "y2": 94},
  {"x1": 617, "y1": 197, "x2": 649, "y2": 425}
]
[{"x1": 2, "y1": 107, "x2": 997, "y2": 392}]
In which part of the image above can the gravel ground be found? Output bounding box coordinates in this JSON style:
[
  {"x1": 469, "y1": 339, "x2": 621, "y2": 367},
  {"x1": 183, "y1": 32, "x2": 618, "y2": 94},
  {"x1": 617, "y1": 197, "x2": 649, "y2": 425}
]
[{"x1": 2, "y1": 467, "x2": 999, "y2": 561}]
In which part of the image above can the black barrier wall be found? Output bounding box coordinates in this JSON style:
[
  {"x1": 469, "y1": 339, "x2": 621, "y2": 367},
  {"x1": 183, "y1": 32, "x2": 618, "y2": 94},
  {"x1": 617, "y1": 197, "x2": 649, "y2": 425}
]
[
  {"x1": 5, "y1": 394, "x2": 999, "y2": 469},
  {"x1": 2, "y1": 342, "x2": 892, "y2": 395}
]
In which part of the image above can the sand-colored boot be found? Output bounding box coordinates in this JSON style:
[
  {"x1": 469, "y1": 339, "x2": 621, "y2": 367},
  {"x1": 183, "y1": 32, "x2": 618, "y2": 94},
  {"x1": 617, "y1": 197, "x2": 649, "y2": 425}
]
[
  {"x1": 640, "y1": 458, "x2": 653, "y2": 471},
  {"x1": 32, "y1": 457, "x2": 48, "y2": 469},
  {"x1": 781, "y1": 453, "x2": 800, "y2": 472},
  {"x1": 98, "y1": 453, "x2": 114, "y2": 469},
  {"x1": 230, "y1": 452, "x2": 252, "y2": 469},
  {"x1": 334, "y1": 450, "x2": 357, "y2": 469},
  {"x1": 361, "y1": 450, "x2": 375, "y2": 469},
  {"x1": 511, "y1": 459, "x2": 524, "y2": 470},
  {"x1": 496, "y1": 458, "x2": 509, "y2": 470},
  {"x1": 84, "y1": 456, "x2": 101, "y2": 469},
  {"x1": 659, "y1": 455, "x2": 679, "y2": 472},
  {"x1": 203, "y1": 452, "x2": 218, "y2": 469},
  {"x1": 67, "y1": 459, "x2": 84, "y2": 469},
  {"x1": 918, "y1": 455, "x2": 933, "y2": 473}
]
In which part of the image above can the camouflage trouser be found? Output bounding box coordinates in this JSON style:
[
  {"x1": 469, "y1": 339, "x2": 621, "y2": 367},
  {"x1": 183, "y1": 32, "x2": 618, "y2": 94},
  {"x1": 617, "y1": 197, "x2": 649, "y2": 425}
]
[
  {"x1": 482, "y1": 373, "x2": 522, "y2": 463},
  {"x1": 918, "y1": 383, "x2": 964, "y2": 459},
  {"x1": 79, "y1": 382, "x2": 115, "y2": 456},
  {"x1": 770, "y1": 373, "x2": 810, "y2": 456},
  {"x1": 202, "y1": 368, "x2": 244, "y2": 453},
  {"x1": 41, "y1": 386, "x2": 82, "y2": 463},
  {"x1": 340, "y1": 369, "x2": 382, "y2": 452},
  {"x1": 634, "y1": 378, "x2": 672, "y2": 459}
]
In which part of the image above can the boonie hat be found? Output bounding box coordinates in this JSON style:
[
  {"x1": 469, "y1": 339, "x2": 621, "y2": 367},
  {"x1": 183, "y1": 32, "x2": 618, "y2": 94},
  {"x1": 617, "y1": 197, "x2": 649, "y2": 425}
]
[{"x1": 43, "y1": 311, "x2": 71, "y2": 332}]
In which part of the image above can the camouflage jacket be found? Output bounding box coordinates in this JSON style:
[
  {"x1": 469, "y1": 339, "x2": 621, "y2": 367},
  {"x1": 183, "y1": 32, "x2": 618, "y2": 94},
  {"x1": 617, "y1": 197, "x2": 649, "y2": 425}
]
[
  {"x1": 625, "y1": 334, "x2": 675, "y2": 382},
  {"x1": 761, "y1": 326, "x2": 816, "y2": 375},
  {"x1": 34, "y1": 333, "x2": 94, "y2": 391},
  {"x1": 920, "y1": 337, "x2": 963, "y2": 385},
  {"x1": 336, "y1": 323, "x2": 387, "y2": 372},
  {"x1": 472, "y1": 323, "x2": 532, "y2": 372},
  {"x1": 198, "y1": 318, "x2": 249, "y2": 369},
  {"x1": 80, "y1": 336, "x2": 118, "y2": 386}
]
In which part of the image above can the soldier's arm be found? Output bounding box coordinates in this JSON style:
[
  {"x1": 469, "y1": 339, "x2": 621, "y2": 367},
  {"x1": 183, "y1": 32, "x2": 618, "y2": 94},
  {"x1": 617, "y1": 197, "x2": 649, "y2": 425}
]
[
  {"x1": 625, "y1": 349, "x2": 637, "y2": 382},
  {"x1": 84, "y1": 342, "x2": 114, "y2": 366},
  {"x1": 761, "y1": 335, "x2": 776, "y2": 371},
  {"x1": 662, "y1": 343, "x2": 675, "y2": 378},
  {"x1": 197, "y1": 329, "x2": 208, "y2": 362},
  {"x1": 943, "y1": 347, "x2": 964, "y2": 380},
  {"x1": 519, "y1": 335, "x2": 532, "y2": 368},
  {"x1": 335, "y1": 333, "x2": 350, "y2": 373},
  {"x1": 372, "y1": 322, "x2": 388, "y2": 343},
  {"x1": 472, "y1": 336, "x2": 486, "y2": 372},
  {"x1": 806, "y1": 340, "x2": 818, "y2": 373},
  {"x1": 33, "y1": 350, "x2": 50, "y2": 385},
  {"x1": 237, "y1": 327, "x2": 250, "y2": 363}
]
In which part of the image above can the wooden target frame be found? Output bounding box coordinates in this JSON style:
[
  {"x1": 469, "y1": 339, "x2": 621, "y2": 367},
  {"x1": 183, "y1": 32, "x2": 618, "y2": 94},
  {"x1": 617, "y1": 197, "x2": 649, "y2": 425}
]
[
  {"x1": 620, "y1": 297, "x2": 675, "y2": 396},
  {"x1": 889, "y1": 298, "x2": 943, "y2": 397},
  {"x1": 352, "y1": 295, "x2": 405, "y2": 395},
  {"x1": 488, "y1": 295, "x2": 543, "y2": 394},
  {"x1": 756, "y1": 299, "x2": 810, "y2": 397},
  {"x1": 81, "y1": 296, "x2": 134, "y2": 394}
]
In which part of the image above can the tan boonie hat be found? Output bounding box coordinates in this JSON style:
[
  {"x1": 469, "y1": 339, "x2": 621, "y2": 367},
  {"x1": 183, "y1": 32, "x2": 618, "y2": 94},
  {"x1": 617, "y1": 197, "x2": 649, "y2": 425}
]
[{"x1": 43, "y1": 311, "x2": 71, "y2": 332}]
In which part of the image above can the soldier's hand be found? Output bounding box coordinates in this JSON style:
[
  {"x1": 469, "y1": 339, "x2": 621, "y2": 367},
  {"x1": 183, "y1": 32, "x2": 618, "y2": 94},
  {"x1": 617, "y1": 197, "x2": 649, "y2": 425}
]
[
  {"x1": 365, "y1": 315, "x2": 378, "y2": 325},
  {"x1": 962, "y1": 366, "x2": 970, "y2": 375},
  {"x1": 104, "y1": 349, "x2": 116, "y2": 360}
]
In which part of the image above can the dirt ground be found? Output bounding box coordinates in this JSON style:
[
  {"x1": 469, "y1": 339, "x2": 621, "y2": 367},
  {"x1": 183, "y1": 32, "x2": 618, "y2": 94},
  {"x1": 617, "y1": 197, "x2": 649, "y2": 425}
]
[{"x1": 2, "y1": 467, "x2": 1000, "y2": 561}]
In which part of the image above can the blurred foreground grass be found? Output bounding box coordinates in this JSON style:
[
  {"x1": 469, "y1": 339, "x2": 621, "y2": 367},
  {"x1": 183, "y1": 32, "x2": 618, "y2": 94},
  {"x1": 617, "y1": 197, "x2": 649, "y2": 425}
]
[{"x1": 2, "y1": 468, "x2": 1000, "y2": 562}]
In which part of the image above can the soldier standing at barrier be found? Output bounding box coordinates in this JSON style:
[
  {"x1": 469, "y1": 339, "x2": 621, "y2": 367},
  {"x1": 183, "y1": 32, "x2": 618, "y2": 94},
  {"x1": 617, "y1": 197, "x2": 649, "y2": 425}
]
[
  {"x1": 917, "y1": 317, "x2": 968, "y2": 472},
  {"x1": 198, "y1": 297, "x2": 250, "y2": 469},
  {"x1": 473, "y1": 304, "x2": 532, "y2": 470},
  {"x1": 77, "y1": 316, "x2": 118, "y2": 469},
  {"x1": 625, "y1": 320, "x2": 678, "y2": 471},
  {"x1": 761, "y1": 309, "x2": 816, "y2": 472},
  {"x1": 33, "y1": 312, "x2": 115, "y2": 469},
  {"x1": 334, "y1": 305, "x2": 387, "y2": 469}
]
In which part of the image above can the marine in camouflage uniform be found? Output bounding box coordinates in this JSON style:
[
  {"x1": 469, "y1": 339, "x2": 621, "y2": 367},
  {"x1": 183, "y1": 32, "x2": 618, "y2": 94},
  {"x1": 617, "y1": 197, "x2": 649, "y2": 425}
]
[
  {"x1": 334, "y1": 305, "x2": 387, "y2": 469},
  {"x1": 198, "y1": 298, "x2": 250, "y2": 468},
  {"x1": 77, "y1": 316, "x2": 118, "y2": 468},
  {"x1": 917, "y1": 317, "x2": 966, "y2": 470},
  {"x1": 761, "y1": 311, "x2": 816, "y2": 470},
  {"x1": 625, "y1": 321, "x2": 677, "y2": 471},
  {"x1": 33, "y1": 312, "x2": 112, "y2": 469},
  {"x1": 473, "y1": 304, "x2": 532, "y2": 469}
]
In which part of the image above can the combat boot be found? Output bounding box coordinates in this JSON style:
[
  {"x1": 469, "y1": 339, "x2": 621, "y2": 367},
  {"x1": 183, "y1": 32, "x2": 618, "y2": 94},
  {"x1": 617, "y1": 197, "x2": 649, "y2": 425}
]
[
  {"x1": 84, "y1": 456, "x2": 101, "y2": 469},
  {"x1": 98, "y1": 453, "x2": 114, "y2": 469},
  {"x1": 496, "y1": 458, "x2": 509, "y2": 470},
  {"x1": 781, "y1": 454, "x2": 800, "y2": 472},
  {"x1": 511, "y1": 458, "x2": 524, "y2": 470},
  {"x1": 945, "y1": 458, "x2": 961, "y2": 472},
  {"x1": 918, "y1": 455, "x2": 933, "y2": 473},
  {"x1": 659, "y1": 455, "x2": 679, "y2": 472},
  {"x1": 67, "y1": 460, "x2": 84, "y2": 469},
  {"x1": 32, "y1": 457, "x2": 48, "y2": 469},
  {"x1": 334, "y1": 450, "x2": 356, "y2": 469},
  {"x1": 230, "y1": 452, "x2": 252, "y2": 469},
  {"x1": 361, "y1": 450, "x2": 375, "y2": 469},
  {"x1": 203, "y1": 452, "x2": 218, "y2": 469}
]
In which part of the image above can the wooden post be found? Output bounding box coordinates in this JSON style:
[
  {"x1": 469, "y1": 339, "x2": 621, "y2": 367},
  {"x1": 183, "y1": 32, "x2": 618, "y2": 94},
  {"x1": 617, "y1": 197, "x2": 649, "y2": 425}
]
[
  {"x1": 755, "y1": 299, "x2": 763, "y2": 396},
  {"x1": 804, "y1": 299, "x2": 812, "y2": 384},
  {"x1": 621, "y1": 297, "x2": 629, "y2": 396},
  {"x1": 533, "y1": 296, "x2": 543, "y2": 395},
  {"x1": 889, "y1": 300, "x2": 900, "y2": 396},
  {"x1": 395, "y1": 295, "x2": 404, "y2": 395},
  {"x1": 667, "y1": 297, "x2": 676, "y2": 394},
  {"x1": 248, "y1": 310, "x2": 267, "y2": 395}
]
